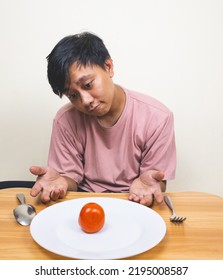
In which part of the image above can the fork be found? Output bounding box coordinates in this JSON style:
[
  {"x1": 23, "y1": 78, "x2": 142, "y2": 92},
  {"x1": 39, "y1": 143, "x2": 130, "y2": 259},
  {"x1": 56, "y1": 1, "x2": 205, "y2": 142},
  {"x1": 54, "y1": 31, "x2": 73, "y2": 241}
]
[{"x1": 164, "y1": 196, "x2": 186, "y2": 223}]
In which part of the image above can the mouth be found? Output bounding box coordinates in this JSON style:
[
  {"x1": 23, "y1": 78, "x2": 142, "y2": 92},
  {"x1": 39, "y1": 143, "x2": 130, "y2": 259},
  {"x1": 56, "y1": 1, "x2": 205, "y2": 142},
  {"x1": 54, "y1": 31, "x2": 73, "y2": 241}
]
[{"x1": 88, "y1": 104, "x2": 101, "y2": 113}]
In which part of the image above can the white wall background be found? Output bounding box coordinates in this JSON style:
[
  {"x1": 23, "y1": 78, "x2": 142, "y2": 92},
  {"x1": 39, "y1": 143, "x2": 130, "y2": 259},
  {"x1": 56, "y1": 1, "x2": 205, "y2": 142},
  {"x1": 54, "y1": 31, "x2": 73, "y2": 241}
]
[{"x1": 0, "y1": 0, "x2": 223, "y2": 197}]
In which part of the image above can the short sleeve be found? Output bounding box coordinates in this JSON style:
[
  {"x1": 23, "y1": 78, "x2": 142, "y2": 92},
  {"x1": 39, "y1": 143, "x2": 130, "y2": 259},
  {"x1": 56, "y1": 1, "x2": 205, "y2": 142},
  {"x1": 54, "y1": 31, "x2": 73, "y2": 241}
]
[
  {"x1": 140, "y1": 112, "x2": 176, "y2": 180},
  {"x1": 47, "y1": 119, "x2": 84, "y2": 183}
]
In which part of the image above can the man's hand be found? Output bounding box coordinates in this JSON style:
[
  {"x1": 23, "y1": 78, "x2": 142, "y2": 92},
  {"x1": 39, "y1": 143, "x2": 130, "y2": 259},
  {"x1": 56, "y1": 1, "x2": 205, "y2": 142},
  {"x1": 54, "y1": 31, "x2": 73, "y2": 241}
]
[
  {"x1": 29, "y1": 166, "x2": 75, "y2": 203},
  {"x1": 129, "y1": 170, "x2": 165, "y2": 207}
]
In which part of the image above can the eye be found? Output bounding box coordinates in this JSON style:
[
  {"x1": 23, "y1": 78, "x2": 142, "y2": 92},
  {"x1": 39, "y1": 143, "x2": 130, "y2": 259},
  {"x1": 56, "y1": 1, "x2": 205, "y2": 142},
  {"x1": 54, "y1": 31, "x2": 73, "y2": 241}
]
[
  {"x1": 84, "y1": 80, "x2": 93, "y2": 89},
  {"x1": 67, "y1": 92, "x2": 79, "y2": 101}
]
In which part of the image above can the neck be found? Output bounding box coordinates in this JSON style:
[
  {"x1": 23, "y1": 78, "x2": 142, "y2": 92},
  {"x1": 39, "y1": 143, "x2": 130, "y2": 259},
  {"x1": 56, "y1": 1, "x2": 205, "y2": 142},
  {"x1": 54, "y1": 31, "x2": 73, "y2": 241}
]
[{"x1": 97, "y1": 85, "x2": 126, "y2": 127}]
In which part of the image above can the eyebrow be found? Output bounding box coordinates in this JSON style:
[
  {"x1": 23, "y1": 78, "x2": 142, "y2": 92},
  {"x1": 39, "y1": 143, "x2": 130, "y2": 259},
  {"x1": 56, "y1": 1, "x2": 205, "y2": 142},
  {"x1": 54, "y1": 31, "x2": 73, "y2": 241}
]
[
  {"x1": 64, "y1": 74, "x2": 93, "y2": 96},
  {"x1": 76, "y1": 74, "x2": 93, "y2": 85}
]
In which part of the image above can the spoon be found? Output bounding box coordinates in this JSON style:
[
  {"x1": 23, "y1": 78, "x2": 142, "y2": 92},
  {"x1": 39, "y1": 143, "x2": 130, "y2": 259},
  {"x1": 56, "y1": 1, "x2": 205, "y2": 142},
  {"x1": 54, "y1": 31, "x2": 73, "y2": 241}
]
[{"x1": 13, "y1": 193, "x2": 36, "y2": 226}]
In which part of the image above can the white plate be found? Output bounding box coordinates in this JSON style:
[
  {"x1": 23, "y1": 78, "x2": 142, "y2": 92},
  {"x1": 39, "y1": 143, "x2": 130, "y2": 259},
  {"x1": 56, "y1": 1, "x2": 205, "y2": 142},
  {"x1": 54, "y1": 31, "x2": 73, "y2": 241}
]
[{"x1": 30, "y1": 197, "x2": 166, "y2": 259}]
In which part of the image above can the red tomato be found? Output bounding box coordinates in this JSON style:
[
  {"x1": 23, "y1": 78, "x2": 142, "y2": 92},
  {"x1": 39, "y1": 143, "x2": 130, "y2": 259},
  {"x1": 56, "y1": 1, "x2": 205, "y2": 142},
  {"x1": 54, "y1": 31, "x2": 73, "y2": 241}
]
[{"x1": 78, "y1": 202, "x2": 105, "y2": 233}]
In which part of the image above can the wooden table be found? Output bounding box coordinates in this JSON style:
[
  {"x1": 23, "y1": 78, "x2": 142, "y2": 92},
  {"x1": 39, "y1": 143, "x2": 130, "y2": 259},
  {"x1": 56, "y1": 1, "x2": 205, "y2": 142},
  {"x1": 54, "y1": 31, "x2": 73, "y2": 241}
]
[{"x1": 0, "y1": 188, "x2": 223, "y2": 260}]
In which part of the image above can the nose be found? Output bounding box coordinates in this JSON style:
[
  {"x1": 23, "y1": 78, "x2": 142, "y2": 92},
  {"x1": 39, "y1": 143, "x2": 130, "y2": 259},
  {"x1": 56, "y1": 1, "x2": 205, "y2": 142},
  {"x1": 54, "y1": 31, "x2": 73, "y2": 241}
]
[{"x1": 80, "y1": 91, "x2": 94, "y2": 106}]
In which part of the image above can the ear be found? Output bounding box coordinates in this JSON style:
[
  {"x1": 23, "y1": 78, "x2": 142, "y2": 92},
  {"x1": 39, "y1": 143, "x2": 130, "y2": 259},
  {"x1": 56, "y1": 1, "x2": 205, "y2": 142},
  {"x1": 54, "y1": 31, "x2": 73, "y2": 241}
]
[{"x1": 104, "y1": 58, "x2": 114, "y2": 78}]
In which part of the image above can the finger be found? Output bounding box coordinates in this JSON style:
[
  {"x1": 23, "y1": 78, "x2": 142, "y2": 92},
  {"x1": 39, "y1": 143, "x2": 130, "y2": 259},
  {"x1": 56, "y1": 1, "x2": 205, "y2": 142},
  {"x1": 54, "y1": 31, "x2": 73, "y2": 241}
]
[
  {"x1": 30, "y1": 182, "x2": 43, "y2": 197},
  {"x1": 128, "y1": 193, "x2": 141, "y2": 202},
  {"x1": 40, "y1": 189, "x2": 52, "y2": 203},
  {"x1": 139, "y1": 195, "x2": 154, "y2": 207},
  {"x1": 153, "y1": 189, "x2": 164, "y2": 203},
  {"x1": 152, "y1": 171, "x2": 165, "y2": 182},
  {"x1": 29, "y1": 166, "x2": 48, "y2": 176},
  {"x1": 59, "y1": 189, "x2": 66, "y2": 198},
  {"x1": 50, "y1": 189, "x2": 61, "y2": 201},
  {"x1": 128, "y1": 193, "x2": 135, "y2": 200}
]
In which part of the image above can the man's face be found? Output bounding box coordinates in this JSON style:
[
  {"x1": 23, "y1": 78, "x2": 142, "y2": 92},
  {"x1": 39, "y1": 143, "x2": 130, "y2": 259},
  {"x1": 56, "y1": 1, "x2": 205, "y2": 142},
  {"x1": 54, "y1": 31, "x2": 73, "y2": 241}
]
[{"x1": 66, "y1": 59, "x2": 115, "y2": 117}]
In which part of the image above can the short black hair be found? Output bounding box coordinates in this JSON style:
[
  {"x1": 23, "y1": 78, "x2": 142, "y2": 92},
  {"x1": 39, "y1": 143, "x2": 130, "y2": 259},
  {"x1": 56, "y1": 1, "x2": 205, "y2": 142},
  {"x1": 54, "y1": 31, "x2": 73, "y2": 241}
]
[{"x1": 46, "y1": 32, "x2": 111, "y2": 97}]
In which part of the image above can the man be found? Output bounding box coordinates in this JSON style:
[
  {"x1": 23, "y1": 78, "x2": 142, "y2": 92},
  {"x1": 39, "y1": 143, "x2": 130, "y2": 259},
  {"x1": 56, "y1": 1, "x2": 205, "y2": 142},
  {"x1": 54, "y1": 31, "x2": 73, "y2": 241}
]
[{"x1": 30, "y1": 32, "x2": 176, "y2": 206}]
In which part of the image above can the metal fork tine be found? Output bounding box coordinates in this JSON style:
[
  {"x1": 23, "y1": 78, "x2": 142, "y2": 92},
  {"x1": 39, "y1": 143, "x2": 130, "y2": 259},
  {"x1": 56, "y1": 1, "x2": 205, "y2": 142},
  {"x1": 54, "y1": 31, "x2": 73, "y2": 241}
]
[
  {"x1": 173, "y1": 217, "x2": 181, "y2": 222},
  {"x1": 171, "y1": 216, "x2": 186, "y2": 223},
  {"x1": 171, "y1": 216, "x2": 185, "y2": 223},
  {"x1": 164, "y1": 195, "x2": 186, "y2": 223}
]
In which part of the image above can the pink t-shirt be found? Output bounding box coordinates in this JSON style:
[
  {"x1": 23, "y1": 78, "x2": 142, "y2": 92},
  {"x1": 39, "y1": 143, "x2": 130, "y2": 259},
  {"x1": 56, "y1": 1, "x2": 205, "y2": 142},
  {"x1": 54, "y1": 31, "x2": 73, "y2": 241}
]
[{"x1": 48, "y1": 87, "x2": 176, "y2": 192}]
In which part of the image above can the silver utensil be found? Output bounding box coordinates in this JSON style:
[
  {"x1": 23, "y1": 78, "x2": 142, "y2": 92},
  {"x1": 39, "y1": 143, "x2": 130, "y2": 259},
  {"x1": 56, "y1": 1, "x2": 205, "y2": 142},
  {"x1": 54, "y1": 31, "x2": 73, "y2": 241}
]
[
  {"x1": 13, "y1": 193, "x2": 36, "y2": 226},
  {"x1": 164, "y1": 195, "x2": 186, "y2": 223}
]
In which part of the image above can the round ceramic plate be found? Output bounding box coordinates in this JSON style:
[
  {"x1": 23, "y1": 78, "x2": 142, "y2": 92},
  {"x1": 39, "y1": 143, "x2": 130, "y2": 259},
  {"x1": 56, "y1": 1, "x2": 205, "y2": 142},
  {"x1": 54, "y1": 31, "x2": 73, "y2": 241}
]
[{"x1": 30, "y1": 197, "x2": 166, "y2": 259}]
